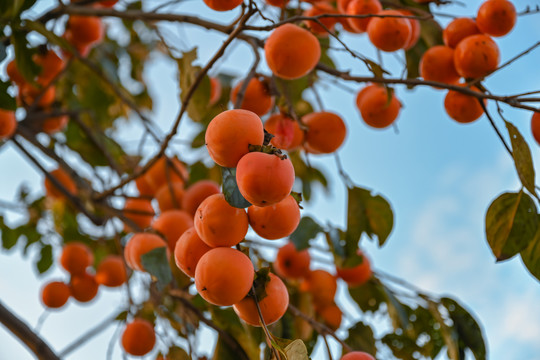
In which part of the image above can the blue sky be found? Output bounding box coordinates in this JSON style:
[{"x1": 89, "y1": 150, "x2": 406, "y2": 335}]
[{"x1": 1, "y1": 0, "x2": 540, "y2": 359}]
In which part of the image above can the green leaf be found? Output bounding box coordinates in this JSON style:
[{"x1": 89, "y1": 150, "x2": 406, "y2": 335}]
[
  {"x1": 36, "y1": 244, "x2": 53, "y2": 274},
  {"x1": 290, "y1": 216, "x2": 323, "y2": 250},
  {"x1": 348, "y1": 279, "x2": 387, "y2": 313},
  {"x1": 485, "y1": 191, "x2": 538, "y2": 261},
  {"x1": 140, "y1": 247, "x2": 172, "y2": 289},
  {"x1": 344, "y1": 321, "x2": 377, "y2": 356},
  {"x1": 0, "y1": 80, "x2": 16, "y2": 111},
  {"x1": 520, "y1": 221, "x2": 540, "y2": 282},
  {"x1": 441, "y1": 297, "x2": 487, "y2": 360},
  {"x1": 178, "y1": 49, "x2": 211, "y2": 122},
  {"x1": 221, "y1": 167, "x2": 251, "y2": 208},
  {"x1": 11, "y1": 32, "x2": 41, "y2": 83},
  {"x1": 252, "y1": 267, "x2": 271, "y2": 302},
  {"x1": 505, "y1": 121, "x2": 537, "y2": 196},
  {"x1": 383, "y1": 285, "x2": 409, "y2": 330},
  {"x1": 115, "y1": 310, "x2": 129, "y2": 321},
  {"x1": 166, "y1": 346, "x2": 191, "y2": 360}
]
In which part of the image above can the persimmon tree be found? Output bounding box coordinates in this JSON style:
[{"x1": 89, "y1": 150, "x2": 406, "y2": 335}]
[{"x1": 0, "y1": 0, "x2": 539, "y2": 359}]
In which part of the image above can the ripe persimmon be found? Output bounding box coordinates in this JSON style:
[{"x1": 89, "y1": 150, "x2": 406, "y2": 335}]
[
  {"x1": 100, "y1": 0, "x2": 118, "y2": 6},
  {"x1": 248, "y1": 195, "x2": 300, "y2": 240},
  {"x1": 152, "y1": 210, "x2": 193, "y2": 251},
  {"x1": 121, "y1": 319, "x2": 156, "y2": 356},
  {"x1": 336, "y1": 251, "x2": 372, "y2": 286},
  {"x1": 135, "y1": 173, "x2": 154, "y2": 197},
  {"x1": 341, "y1": 351, "x2": 375, "y2": 360},
  {"x1": 303, "y1": 2, "x2": 338, "y2": 36},
  {"x1": 20, "y1": 83, "x2": 55, "y2": 108},
  {"x1": 236, "y1": 152, "x2": 295, "y2": 207},
  {"x1": 454, "y1": 34, "x2": 499, "y2": 79},
  {"x1": 35, "y1": 50, "x2": 65, "y2": 84},
  {"x1": 174, "y1": 227, "x2": 212, "y2": 278},
  {"x1": 356, "y1": 85, "x2": 401, "y2": 129},
  {"x1": 233, "y1": 273, "x2": 289, "y2": 326},
  {"x1": 300, "y1": 269, "x2": 337, "y2": 307},
  {"x1": 444, "y1": 85, "x2": 485, "y2": 123},
  {"x1": 155, "y1": 182, "x2": 184, "y2": 212},
  {"x1": 401, "y1": 10, "x2": 421, "y2": 50},
  {"x1": 95, "y1": 255, "x2": 127, "y2": 287},
  {"x1": 274, "y1": 242, "x2": 311, "y2": 279},
  {"x1": 531, "y1": 111, "x2": 540, "y2": 146},
  {"x1": 0, "y1": 109, "x2": 17, "y2": 139},
  {"x1": 69, "y1": 272, "x2": 99, "y2": 303},
  {"x1": 42, "y1": 114, "x2": 68, "y2": 134},
  {"x1": 194, "y1": 193, "x2": 249, "y2": 247},
  {"x1": 182, "y1": 180, "x2": 221, "y2": 216},
  {"x1": 367, "y1": 10, "x2": 411, "y2": 52},
  {"x1": 145, "y1": 156, "x2": 188, "y2": 193},
  {"x1": 303, "y1": 111, "x2": 347, "y2": 154},
  {"x1": 205, "y1": 109, "x2": 264, "y2": 168},
  {"x1": 123, "y1": 198, "x2": 154, "y2": 231},
  {"x1": 41, "y1": 281, "x2": 71, "y2": 309},
  {"x1": 209, "y1": 77, "x2": 222, "y2": 106},
  {"x1": 7, "y1": 60, "x2": 24, "y2": 85},
  {"x1": 346, "y1": 0, "x2": 382, "y2": 33},
  {"x1": 44, "y1": 168, "x2": 77, "y2": 199},
  {"x1": 231, "y1": 77, "x2": 273, "y2": 116},
  {"x1": 419, "y1": 46, "x2": 460, "y2": 85},
  {"x1": 67, "y1": 16, "x2": 103, "y2": 46},
  {"x1": 265, "y1": 24, "x2": 321, "y2": 80},
  {"x1": 124, "y1": 233, "x2": 168, "y2": 272},
  {"x1": 264, "y1": 113, "x2": 304, "y2": 151},
  {"x1": 60, "y1": 242, "x2": 94, "y2": 276},
  {"x1": 476, "y1": 0, "x2": 516, "y2": 37},
  {"x1": 443, "y1": 17, "x2": 480, "y2": 48},
  {"x1": 203, "y1": 0, "x2": 243, "y2": 11},
  {"x1": 317, "y1": 303, "x2": 342, "y2": 331},
  {"x1": 195, "y1": 247, "x2": 254, "y2": 306},
  {"x1": 266, "y1": 0, "x2": 288, "y2": 7}
]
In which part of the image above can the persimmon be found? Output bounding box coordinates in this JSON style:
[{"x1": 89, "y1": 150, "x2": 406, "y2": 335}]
[
  {"x1": 231, "y1": 77, "x2": 273, "y2": 116},
  {"x1": 152, "y1": 210, "x2": 193, "y2": 251},
  {"x1": 123, "y1": 198, "x2": 154, "y2": 231},
  {"x1": 194, "y1": 193, "x2": 249, "y2": 247},
  {"x1": 356, "y1": 85, "x2": 401, "y2": 129},
  {"x1": 0, "y1": 109, "x2": 17, "y2": 139},
  {"x1": 100, "y1": 0, "x2": 118, "y2": 6},
  {"x1": 419, "y1": 46, "x2": 460, "y2": 85},
  {"x1": 336, "y1": 251, "x2": 372, "y2": 286},
  {"x1": 476, "y1": 0, "x2": 516, "y2": 37},
  {"x1": 303, "y1": 111, "x2": 347, "y2": 154},
  {"x1": 67, "y1": 16, "x2": 103, "y2": 46},
  {"x1": 265, "y1": 24, "x2": 321, "y2": 80},
  {"x1": 195, "y1": 247, "x2": 254, "y2": 306},
  {"x1": 7, "y1": 60, "x2": 24, "y2": 85},
  {"x1": 174, "y1": 227, "x2": 212, "y2": 277},
  {"x1": 337, "y1": 0, "x2": 353, "y2": 13},
  {"x1": 124, "y1": 233, "x2": 168, "y2": 272},
  {"x1": 317, "y1": 303, "x2": 342, "y2": 331},
  {"x1": 41, "y1": 281, "x2": 71, "y2": 309},
  {"x1": 62, "y1": 30, "x2": 92, "y2": 58},
  {"x1": 203, "y1": 0, "x2": 243, "y2": 11},
  {"x1": 233, "y1": 273, "x2": 289, "y2": 326},
  {"x1": 145, "y1": 156, "x2": 188, "y2": 193},
  {"x1": 35, "y1": 50, "x2": 65, "y2": 84},
  {"x1": 300, "y1": 269, "x2": 337, "y2": 307},
  {"x1": 346, "y1": 0, "x2": 382, "y2": 33},
  {"x1": 209, "y1": 77, "x2": 222, "y2": 106},
  {"x1": 444, "y1": 85, "x2": 485, "y2": 123},
  {"x1": 236, "y1": 152, "x2": 295, "y2": 207},
  {"x1": 443, "y1": 17, "x2": 480, "y2": 48},
  {"x1": 20, "y1": 83, "x2": 55, "y2": 108},
  {"x1": 60, "y1": 242, "x2": 94, "y2": 276},
  {"x1": 42, "y1": 114, "x2": 69, "y2": 134},
  {"x1": 135, "y1": 173, "x2": 154, "y2": 197},
  {"x1": 531, "y1": 111, "x2": 540, "y2": 146},
  {"x1": 182, "y1": 180, "x2": 221, "y2": 216},
  {"x1": 264, "y1": 113, "x2": 304, "y2": 151},
  {"x1": 95, "y1": 255, "x2": 127, "y2": 287},
  {"x1": 401, "y1": 10, "x2": 421, "y2": 50},
  {"x1": 205, "y1": 109, "x2": 264, "y2": 168},
  {"x1": 274, "y1": 242, "x2": 311, "y2": 279},
  {"x1": 341, "y1": 351, "x2": 375, "y2": 360},
  {"x1": 303, "y1": 2, "x2": 338, "y2": 36},
  {"x1": 454, "y1": 34, "x2": 499, "y2": 79},
  {"x1": 155, "y1": 182, "x2": 184, "y2": 212},
  {"x1": 248, "y1": 195, "x2": 300, "y2": 240},
  {"x1": 121, "y1": 319, "x2": 156, "y2": 356},
  {"x1": 367, "y1": 10, "x2": 411, "y2": 52},
  {"x1": 266, "y1": 0, "x2": 288, "y2": 7},
  {"x1": 69, "y1": 273, "x2": 99, "y2": 303},
  {"x1": 44, "y1": 168, "x2": 77, "y2": 199}
]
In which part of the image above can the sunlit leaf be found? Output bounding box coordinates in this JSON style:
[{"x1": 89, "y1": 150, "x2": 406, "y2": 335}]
[{"x1": 505, "y1": 121, "x2": 536, "y2": 196}]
